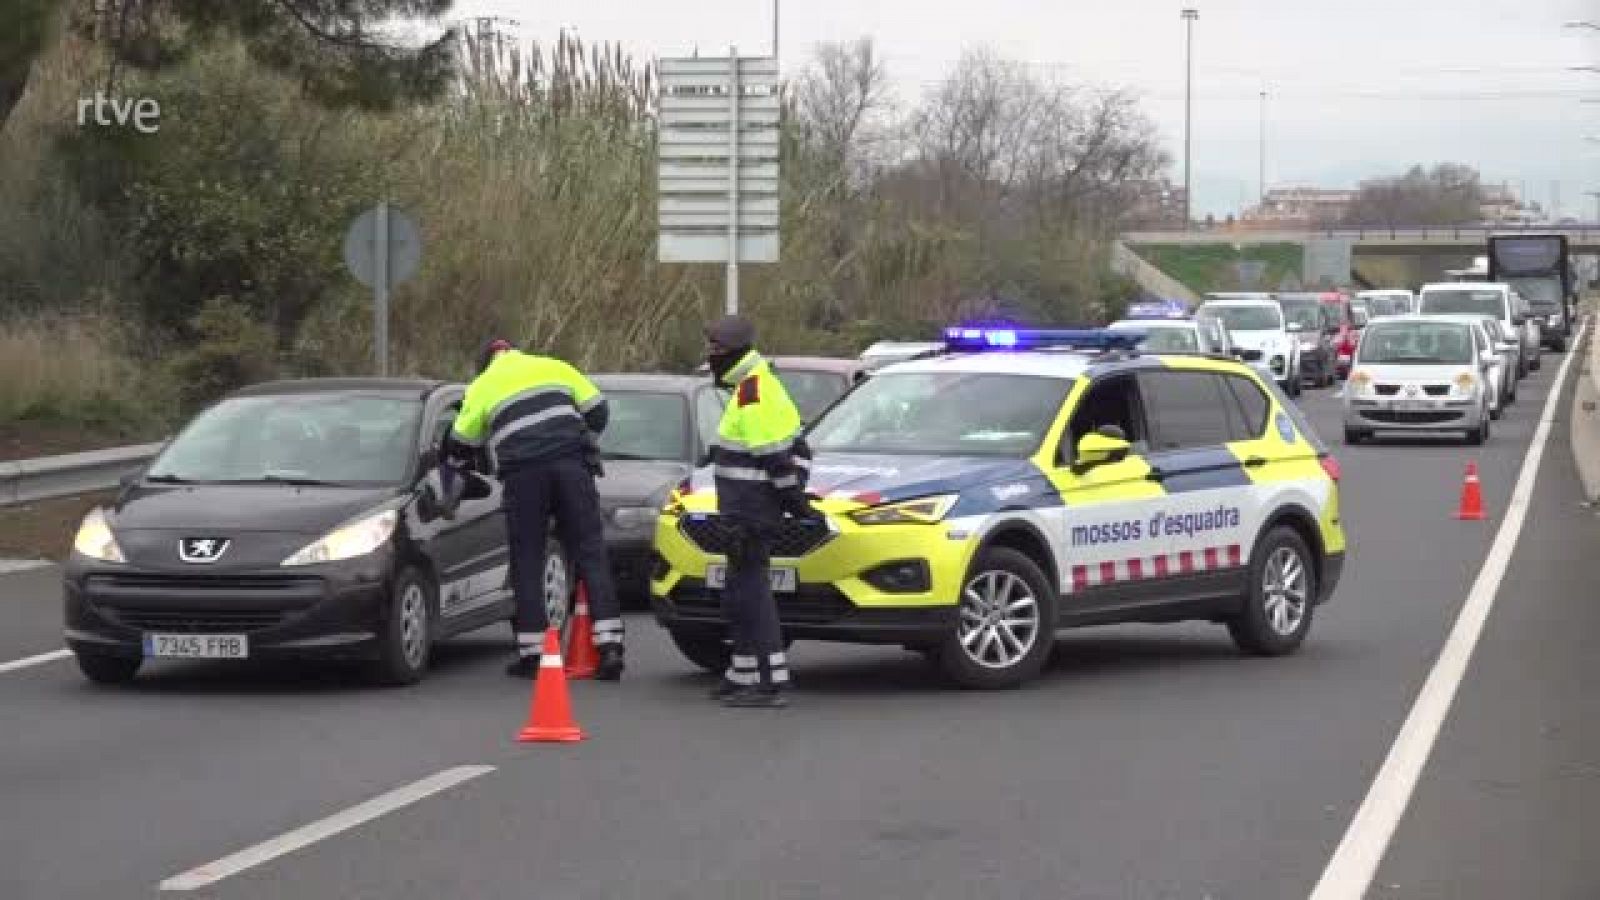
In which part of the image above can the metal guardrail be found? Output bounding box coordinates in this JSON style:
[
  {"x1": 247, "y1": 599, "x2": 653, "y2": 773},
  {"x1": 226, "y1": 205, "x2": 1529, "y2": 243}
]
[
  {"x1": 1124, "y1": 227, "x2": 1600, "y2": 244},
  {"x1": 0, "y1": 443, "x2": 164, "y2": 508}
]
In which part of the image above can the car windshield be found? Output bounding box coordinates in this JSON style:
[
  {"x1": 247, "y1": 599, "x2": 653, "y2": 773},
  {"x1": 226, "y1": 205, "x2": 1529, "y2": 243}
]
[
  {"x1": 1277, "y1": 301, "x2": 1323, "y2": 330},
  {"x1": 147, "y1": 393, "x2": 423, "y2": 485},
  {"x1": 1356, "y1": 322, "x2": 1474, "y2": 365},
  {"x1": 1505, "y1": 277, "x2": 1562, "y2": 310},
  {"x1": 810, "y1": 372, "x2": 1069, "y2": 457},
  {"x1": 1124, "y1": 325, "x2": 1201, "y2": 353},
  {"x1": 1206, "y1": 305, "x2": 1282, "y2": 331},
  {"x1": 596, "y1": 390, "x2": 689, "y2": 462},
  {"x1": 772, "y1": 367, "x2": 851, "y2": 421},
  {"x1": 1420, "y1": 289, "x2": 1503, "y2": 317}
]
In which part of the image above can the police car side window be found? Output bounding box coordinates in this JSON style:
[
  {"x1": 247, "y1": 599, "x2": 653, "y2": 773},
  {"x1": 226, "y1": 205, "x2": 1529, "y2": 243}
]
[
  {"x1": 1138, "y1": 371, "x2": 1236, "y2": 451},
  {"x1": 1221, "y1": 375, "x2": 1269, "y2": 439},
  {"x1": 1064, "y1": 374, "x2": 1148, "y2": 461}
]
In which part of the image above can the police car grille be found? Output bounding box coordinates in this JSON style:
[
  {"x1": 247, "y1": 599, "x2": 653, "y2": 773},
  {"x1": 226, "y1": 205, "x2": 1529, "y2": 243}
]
[
  {"x1": 669, "y1": 583, "x2": 853, "y2": 624},
  {"x1": 679, "y1": 517, "x2": 833, "y2": 558}
]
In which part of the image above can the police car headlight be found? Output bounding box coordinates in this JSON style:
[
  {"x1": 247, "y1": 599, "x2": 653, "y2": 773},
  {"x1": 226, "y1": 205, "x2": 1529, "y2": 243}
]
[
  {"x1": 611, "y1": 506, "x2": 660, "y2": 529},
  {"x1": 848, "y1": 494, "x2": 958, "y2": 526},
  {"x1": 283, "y1": 509, "x2": 398, "y2": 566},
  {"x1": 73, "y1": 507, "x2": 125, "y2": 563}
]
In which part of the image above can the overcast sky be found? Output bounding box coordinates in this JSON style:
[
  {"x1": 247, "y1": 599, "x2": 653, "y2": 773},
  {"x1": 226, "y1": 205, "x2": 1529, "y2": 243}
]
[{"x1": 448, "y1": 0, "x2": 1600, "y2": 219}]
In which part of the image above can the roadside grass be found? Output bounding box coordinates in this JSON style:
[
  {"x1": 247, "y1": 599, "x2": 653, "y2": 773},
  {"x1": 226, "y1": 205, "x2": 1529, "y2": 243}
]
[
  {"x1": 0, "y1": 316, "x2": 171, "y2": 455},
  {"x1": 1131, "y1": 243, "x2": 1304, "y2": 294}
]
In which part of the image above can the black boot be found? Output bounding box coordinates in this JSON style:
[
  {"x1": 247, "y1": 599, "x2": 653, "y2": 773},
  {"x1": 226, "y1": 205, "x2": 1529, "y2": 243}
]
[
  {"x1": 505, "y1": 655, "x2": 539, "y2": 679},
  {"x1": 721, "y1": 685, "x2": 789, "y2": 708},
  {"x1": 595, "y1": 645, "x2": 625, "y2": 681}
]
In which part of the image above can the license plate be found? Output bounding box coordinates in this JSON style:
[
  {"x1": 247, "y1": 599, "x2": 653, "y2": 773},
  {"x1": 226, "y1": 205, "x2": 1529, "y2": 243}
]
[
  {"x1": 142, "y1": 633, "x2": 249, "y2": 659},
  {"x1": 1395, "y1": 398, "x2": 1433, "y2": 411},
  {"x1": 704, "y1": 564, "x2": 797, "y2": 593}
]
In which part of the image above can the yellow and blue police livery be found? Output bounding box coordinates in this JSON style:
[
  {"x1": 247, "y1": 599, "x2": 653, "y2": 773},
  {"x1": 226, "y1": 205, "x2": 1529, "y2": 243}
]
[{"x1": 650, "y1": 327, "x2": 1346, "y2": 689}]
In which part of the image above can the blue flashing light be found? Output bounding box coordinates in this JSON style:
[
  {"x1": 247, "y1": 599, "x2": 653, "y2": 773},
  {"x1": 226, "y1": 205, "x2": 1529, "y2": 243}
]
[{"x1": 942, "y1": 327, "x2": 1144, "y2": 353}]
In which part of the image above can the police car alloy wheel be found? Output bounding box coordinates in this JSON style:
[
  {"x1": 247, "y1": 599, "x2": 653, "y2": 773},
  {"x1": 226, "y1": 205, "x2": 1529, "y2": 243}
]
[
  {"x1": 74, "y1": 650, "x2": 141, "y2": 686},
  {"x1": 372, "y1": 567, "x2": 434, "y2": 686},
  {"x1": 936, "y1": 547, "x2": 1056, "y2": 689},
  {"x1": 1228, "y1": 527, "x2": 1316, "y2": 656}
]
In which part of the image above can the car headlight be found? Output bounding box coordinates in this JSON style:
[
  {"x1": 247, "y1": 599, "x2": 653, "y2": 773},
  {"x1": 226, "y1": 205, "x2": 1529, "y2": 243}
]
[
  {"x1": 611, "y1": 506, "x2": 660, "y2": 529},
  {"x1": 282, "y1": 509, "x2": 399, "y2": 566},
  {"x1": 1453, "y1": 372, "x2": 1478, "y2": 395},
  {"x1": 848, "y1": 494, "x2": 958, "y2": 526},
  {"x1": 73, "y1": 507, "x2": 125, "y2": 562},
  {"x1": 1547, "y1": 314, "x2": 1562, "y2": 327}
]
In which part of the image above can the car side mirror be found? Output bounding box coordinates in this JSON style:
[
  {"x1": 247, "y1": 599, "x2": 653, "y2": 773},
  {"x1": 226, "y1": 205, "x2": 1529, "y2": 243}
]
[
  {"x1": 1072, "y1": 426, "x2": 1132, "y2": 475},
  {"x1": 461, "y1": 471, "x2": 494, "y2": 501}
]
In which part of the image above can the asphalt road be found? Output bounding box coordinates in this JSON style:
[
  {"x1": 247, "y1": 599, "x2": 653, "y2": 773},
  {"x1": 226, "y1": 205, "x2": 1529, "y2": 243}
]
[{"x1": 0, "y1": 350, "x2": 1593, "y2": 900}]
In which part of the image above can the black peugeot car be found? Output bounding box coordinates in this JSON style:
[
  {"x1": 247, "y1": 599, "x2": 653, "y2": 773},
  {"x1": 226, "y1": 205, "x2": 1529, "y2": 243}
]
[{"x1": 62, "y1": 378, "x2": 572, "y2": 687}]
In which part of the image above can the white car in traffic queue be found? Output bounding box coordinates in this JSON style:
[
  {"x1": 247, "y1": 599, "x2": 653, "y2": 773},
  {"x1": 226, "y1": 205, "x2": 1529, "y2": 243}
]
[
  {"x1": 1195, "y1": 298, "x2": 1302, "y2": 396},
  {"x1": 1106, "y1": 316, "x2": 1236, "y2": 358},
  {"x1": 1465, "y1": 314, "x2": 1521, "y2": 409},
  {"x1": 1416, "y1": 281, "x2": 1539, "y2": 379},
  {"x1": 1342, "y1": 315, "x2": 1497, "y2": 446}
]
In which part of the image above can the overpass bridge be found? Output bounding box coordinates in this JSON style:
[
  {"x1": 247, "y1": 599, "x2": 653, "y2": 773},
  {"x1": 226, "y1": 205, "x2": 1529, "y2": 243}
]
[{"x1": 1122, "y1": 227, "x2": 1600, "y2": 255}]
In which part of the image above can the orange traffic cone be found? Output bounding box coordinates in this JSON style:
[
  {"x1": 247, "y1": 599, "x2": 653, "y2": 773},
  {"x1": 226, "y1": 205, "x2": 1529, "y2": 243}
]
[
  {"x1": 515, "y1": 628, "x2": 585, "y2": 743},
  {"x1": 1457, "y1": 461, "x2": 1486, "y2": 521},
  {"x1": 564, "y1": 583, "x2": 599, "y2": 680}
]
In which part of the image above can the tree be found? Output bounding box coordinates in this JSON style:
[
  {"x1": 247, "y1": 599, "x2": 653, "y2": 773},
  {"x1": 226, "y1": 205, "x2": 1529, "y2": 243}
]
[
  {"x1": 792, "y1": 38, "x2": 893, "y2": 184},
  {"x1": 1341, "y1": 163, "x2": 1486, "y2": 229},
  {"x1": 0, "y1": 0, "x2": 460, "y2": 132}
]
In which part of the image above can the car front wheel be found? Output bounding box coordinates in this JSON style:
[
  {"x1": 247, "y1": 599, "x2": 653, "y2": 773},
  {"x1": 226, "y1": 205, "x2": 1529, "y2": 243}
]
[
  {"x1": 1228, "y1": 527, "x2": 1316, "y2": 656},
  {"x1": 74, "y1": 650, "x2": 140, "y2": 685},
  {"x1": 935, "y1": 547, "x2": 1056, "y2": 689},
  {"x1": 370, "y1": 567, "x2": 433, "y2": 686}
]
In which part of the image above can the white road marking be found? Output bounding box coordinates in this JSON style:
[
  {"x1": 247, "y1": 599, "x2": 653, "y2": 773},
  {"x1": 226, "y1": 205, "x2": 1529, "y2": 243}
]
[
  {"x1": 0, "y1": 559, "x2": 51, "y2": 575},
  {"x1": 1309, "y1": 318, "x2": 1590, "y2": 900},
  {"x1": 0, "y1": 648, "x2": 71, "y2": 675},
  {"x1": 159, "y1": 765, "x2": 495, "y2": 892}
]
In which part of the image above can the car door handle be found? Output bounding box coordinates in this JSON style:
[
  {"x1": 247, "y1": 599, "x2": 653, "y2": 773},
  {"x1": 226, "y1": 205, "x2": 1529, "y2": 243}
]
[{"x1": 1243, "y1": 456, "x2": 1267, "y2": 468}]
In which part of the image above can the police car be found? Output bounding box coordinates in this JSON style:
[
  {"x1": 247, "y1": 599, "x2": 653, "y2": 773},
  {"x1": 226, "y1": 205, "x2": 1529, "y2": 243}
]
[
  {"x1": 1108, "y1": 301, "x2": 1236, "y2": 358},
  {"x1": 650, "y1": 328, "x2": 1347, "y2": 689}
]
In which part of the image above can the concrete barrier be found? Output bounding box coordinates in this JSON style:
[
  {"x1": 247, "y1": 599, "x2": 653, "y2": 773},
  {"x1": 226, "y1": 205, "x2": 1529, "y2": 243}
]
[
  {"x1": 1110, "y1": 241, "x2": 1203, "y2": 306},
  {"x1": 1570, "y1": 306, "x2": 1600, "y2": 504}
]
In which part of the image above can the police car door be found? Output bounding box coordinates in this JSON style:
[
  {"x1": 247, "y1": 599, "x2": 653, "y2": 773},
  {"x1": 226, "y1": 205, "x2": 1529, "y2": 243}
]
[
  {"x1": 1044, "y1": 372, "x2": 1167, "y2": 617},
  {"x1": 1129, "y1": 365, "x2": 1262, "y2": 606}
]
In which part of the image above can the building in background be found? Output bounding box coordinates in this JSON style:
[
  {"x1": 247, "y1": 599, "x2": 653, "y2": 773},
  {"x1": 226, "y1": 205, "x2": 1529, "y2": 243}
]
[
  {"x1": 1122, "y1": 179, "x2": 1189, "y2": 229},
  {"x1": 1239, "y1": 187, "x2": 1358, "y2": 230}
]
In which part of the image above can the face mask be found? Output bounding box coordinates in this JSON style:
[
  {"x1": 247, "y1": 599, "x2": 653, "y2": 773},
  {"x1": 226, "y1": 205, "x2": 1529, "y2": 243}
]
[{"x1": 708, "y1": 347, "x2": 746, "y2": 385}]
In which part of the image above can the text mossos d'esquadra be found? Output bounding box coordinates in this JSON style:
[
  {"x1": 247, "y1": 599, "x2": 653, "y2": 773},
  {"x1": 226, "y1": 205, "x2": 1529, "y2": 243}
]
[{"x1": 1071, "y1": 505, "x2": 1243, "y2": 546}]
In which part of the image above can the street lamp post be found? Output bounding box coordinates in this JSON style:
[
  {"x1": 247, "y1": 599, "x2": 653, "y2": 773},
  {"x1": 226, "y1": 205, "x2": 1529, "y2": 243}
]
[
  {"x1": 1184, "y1": 7, "x2": 1196, "y2": 229},
  {"x1": 1259, "y1": 86, "x2": 1267, "y2": 207}
]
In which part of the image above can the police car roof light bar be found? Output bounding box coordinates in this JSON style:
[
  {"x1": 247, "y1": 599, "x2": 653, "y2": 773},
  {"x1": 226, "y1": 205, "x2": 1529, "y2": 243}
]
[{"x1": 941, "y1": 327, "x2": 1145, "y2": 353}]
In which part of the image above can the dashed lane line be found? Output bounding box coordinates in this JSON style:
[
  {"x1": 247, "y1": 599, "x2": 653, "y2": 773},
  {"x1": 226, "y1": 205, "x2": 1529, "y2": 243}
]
[{"x1": 159, "y1": 765, "x2": 497, "y2": 892}]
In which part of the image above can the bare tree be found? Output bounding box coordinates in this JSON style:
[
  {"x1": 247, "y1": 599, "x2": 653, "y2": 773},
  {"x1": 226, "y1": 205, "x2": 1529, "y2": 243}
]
[{"x1": 793, "y1": 37, "x2": 893, "y2": 184}]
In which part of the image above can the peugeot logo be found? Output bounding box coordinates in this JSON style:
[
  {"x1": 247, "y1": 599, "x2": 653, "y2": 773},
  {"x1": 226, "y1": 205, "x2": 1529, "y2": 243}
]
[{"x1": 179, "y1": 538, "x2": 230, "y2": 564}]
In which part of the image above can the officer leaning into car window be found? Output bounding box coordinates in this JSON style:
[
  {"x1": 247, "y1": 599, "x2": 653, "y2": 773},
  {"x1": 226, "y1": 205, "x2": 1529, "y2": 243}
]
[
  {"x1": 704, "y1": 315, "x2": 819, "y2": 708},
  {"x1": 447, "y1": 338, "x2": 626, "y2": 680}
]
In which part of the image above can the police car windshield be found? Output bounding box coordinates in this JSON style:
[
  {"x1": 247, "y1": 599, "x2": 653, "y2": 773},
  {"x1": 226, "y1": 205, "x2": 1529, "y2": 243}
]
[
  {"x1": 771, "y1": 368, "x2": 850, "y2": 421},
  {"x1": 1206, "y1": 305, "x2": 1282, "y2": 331},
  {"x1": 1357, "y1": 322, "x2": 1474, "y2": 365},
  {"x1": 1420, "y1": 289, "x2": 1502, "y2": 317},
  {"x1": 810, "y1": 372, "x2": 1069, "y2": 457},
  {"x1": 146, "y1": 394, "x2": 423, "y2": 485},
  {"x1": 597, "y1": 391, "x2": 690, "y2": 462}
]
